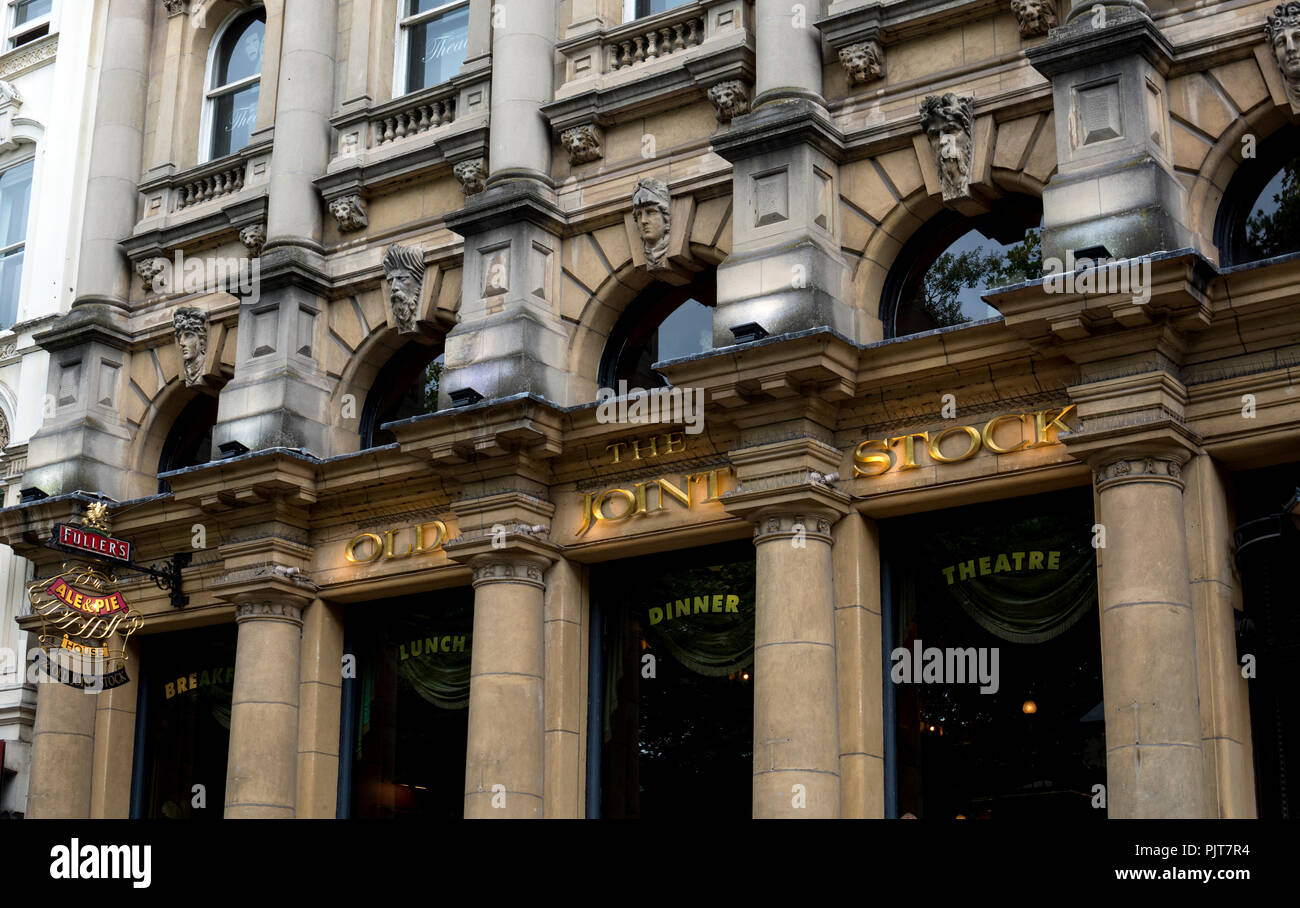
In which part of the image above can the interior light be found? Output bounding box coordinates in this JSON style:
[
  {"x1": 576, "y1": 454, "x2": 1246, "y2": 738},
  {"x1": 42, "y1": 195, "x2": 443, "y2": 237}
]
[{"x1": 1022, "y1": 699, "x2": 1037, "y2": 715}]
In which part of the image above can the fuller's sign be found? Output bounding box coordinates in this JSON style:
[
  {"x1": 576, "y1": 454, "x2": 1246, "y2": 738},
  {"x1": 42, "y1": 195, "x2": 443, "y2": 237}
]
[
  {"x1": 51, "y1": 523, "x2": 133, "y2": 564},
  {"x1": 853, "y1": 406, "x2": 1076, "y2": 478}
]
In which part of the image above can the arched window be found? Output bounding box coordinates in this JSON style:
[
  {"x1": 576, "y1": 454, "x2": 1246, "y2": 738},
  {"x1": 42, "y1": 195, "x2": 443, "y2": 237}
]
[
  {"x1": 600, "y1": 270, "x2": 716, "y2": 389},
  {"x1": 882, "y1": 199, "x2": 1041, "y2": 340},
  {"x1": 361, "y1": 343, "x2": 443, "y2": 448},
  {"x1": 203, "y1": 8, "x2": 266, "y2": 162},
  {"x1": 396, "y1": 0, "x2": 469, "y2": 96},
  {"x1": 1215, "y1": 124, "x2": 1300, "y2": 267},
  {"x1": 157, "y1": 394, "x2": 218, "y2": 493}
]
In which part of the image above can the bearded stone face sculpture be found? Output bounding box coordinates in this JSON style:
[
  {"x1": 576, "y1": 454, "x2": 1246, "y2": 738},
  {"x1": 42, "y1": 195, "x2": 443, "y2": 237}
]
[
  {"x1": 1267, "y1": 2, "x2": 1300, "y2": 103},
  {"x1": 920, "y1": 93, "x2": 976, "y2": 203},
  {"x1": 632, "y1": 178, "x2": 672, "y2": 268},
  {"x1": 382, "y1": 245, "x2": 426, "y2": 334},
  {"x1": 838, "y1": 41, "x2": 884, "y2": 85},
  {"x1": 707, "y1": 80, "x2": 751, "y2": 121},
  {"x1": 173, "y1": 307, "x2": 208, "y2": 387},
  {"x1": 1010, "y1": 0, "x2": 1057, "y2": 38}
]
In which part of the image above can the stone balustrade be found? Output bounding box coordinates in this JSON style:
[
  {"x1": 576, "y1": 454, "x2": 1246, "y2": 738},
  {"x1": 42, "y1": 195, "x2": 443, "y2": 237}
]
[
  {"x1": 175, "y1": 161, "x2": 247, "y2": 211},
  {"x1": 371, "y1": 91, "x2": 458, "y2": 148},
  {"x1": 605, "y1": 12, "x2": 706, "y2": 73}
]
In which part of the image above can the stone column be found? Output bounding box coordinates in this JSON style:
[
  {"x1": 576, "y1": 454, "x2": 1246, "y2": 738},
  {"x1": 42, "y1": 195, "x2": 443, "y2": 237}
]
[
  {"x1": 224, "y1": 601, "x2": 304, "y2": 819},
  {"x1": 543, "y1": 556, "x2": 587, "y2": 818},
  {"x1": 1093, "y1": 452, "x2": 1206, "y2": 818},
  {"x1": 832, "y1": 510, "x2": 884, "y2": 818},
  {"x1": 213, "y1": 0, "x2": 338, "y2": 456},
  {"x1": 26, "y1": 682, "x2": 97, "y2": 818},
  {"x1": 76, "y1": 0, "x2": 152, "y2": 309},
  {"x1": 748, "y1": 509, "x2": 842, "y2": 818},
  {"x1": 1183, "y1": 454, "x2": 1256, "y2": 817},
  {"x1": 265, "y1": 0, "x2": 337, "y2": 251},
  {"x1": 753, "y1": 0, "x2": 825, "y2": 108},
  {"x1": 487, "y1": 0, "x2": 554, "y2": 186},
  {"x1": 464, "y1": 555, "x2": 549, "y2": 818},
  {"x1": 90, "y1": 637, "x2": 140, "y2": 818},
  {"x1": 296, "y1": 599, "x2": 344, "y2": 818}
]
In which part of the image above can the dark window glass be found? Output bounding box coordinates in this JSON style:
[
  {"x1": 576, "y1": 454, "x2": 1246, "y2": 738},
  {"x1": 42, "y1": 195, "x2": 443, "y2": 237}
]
[
  {"x1": 215, "y1": 15, "x2": 265, "y2": 85},
  {"x1": 1216, "y1": 124, "x2": 1300, "y2": 266},
  {"x1": 600, "y1": 271, "x2": 716, "y2": 389},
  {"x1": 592, "y1": 541, "x2": 755, "y2": 818},
  {"x1": 1241, "y1": 157, "x2": 1300, "y2": 262},
  {"x1": 347, "y1": 590, "x2": 473, "y2": 819},
  {"x1": 635, "y1": 0, "x2": 693, "y2": 17},
  {"x1": 209, "y1": 11, "x2": 265, "y2": 159},
  {"x1": 405, "y1": 3, "x2": 469, "y2": 93},
  {"x1": 158, "y1": 394, "x2": 218, "y2": 493},
  {"x1": 361, "y1": 344, "x2": 443, "y2": 448},
  {"x1": 136, "y1": 626, "x2": 236, "y2": 820},
  {"x1": 883, "y1": 488, "x2": 1104, "y2": 819}
]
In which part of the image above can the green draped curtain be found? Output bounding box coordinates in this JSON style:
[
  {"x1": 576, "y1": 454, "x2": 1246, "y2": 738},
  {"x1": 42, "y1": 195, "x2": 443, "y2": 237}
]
[{"x1": 903, "y1": 512, "x2": 1097, "y2": 644}]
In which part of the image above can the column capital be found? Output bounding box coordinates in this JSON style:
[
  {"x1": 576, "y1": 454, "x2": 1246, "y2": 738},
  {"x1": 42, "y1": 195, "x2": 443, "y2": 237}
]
[
  {"x1": 723, "y1": 479, "x2": 851, "y2": 534},
  {"x1": 1092, "y1": 453, "x2": 1185, "y2": 492},
  {"x1": 469, "y1": 554, "x2": 550, "y2": 590},
  {"x1": 750, "y1": 511, "x2": 836, "y2": 545},
  {"x1": 234, "y1": 600, "x2": 304, "y2": 627},
  {"x1": 1062, "y1": 414, "x2": 1201, "y2": 492}
]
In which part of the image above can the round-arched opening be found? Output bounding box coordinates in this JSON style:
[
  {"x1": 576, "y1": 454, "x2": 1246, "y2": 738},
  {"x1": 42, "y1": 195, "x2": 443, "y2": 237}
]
[
  {"x1": 599, "y1": 268, "x2": 717, "y2": 389},
  {"x1": 157, "y1": 393, "x2": 219, "y2": 493},
  {"x1": 360, "y1": 341, "x2": 444, "y2": 448},
  {"x1": 1215, "y1": 123, "x2": 1300, "y2": 267},
  {"x1": 881, "y1": 196, "x2": 1042, "y2": 340},
  {"x1": 207, "y1": 7, "x2": 266, "y2": 160}
]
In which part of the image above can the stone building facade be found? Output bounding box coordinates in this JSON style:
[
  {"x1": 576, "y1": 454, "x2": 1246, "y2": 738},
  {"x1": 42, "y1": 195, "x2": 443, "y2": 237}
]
[
  {"x1": 0, "y1": 0, "x2": 1296, "y2": 819},
  {"x1": 0, "y1": 1, "x2": 102, "y2": 818}
]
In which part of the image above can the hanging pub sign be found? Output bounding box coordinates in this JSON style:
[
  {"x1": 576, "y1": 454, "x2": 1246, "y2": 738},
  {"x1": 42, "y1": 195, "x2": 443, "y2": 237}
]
[
  {"x1": 49, "y1": 522, "x2": 133, "y2": 565},
  {"x1": 28, "y1": 503, "x2": 144, "y2": 690}
]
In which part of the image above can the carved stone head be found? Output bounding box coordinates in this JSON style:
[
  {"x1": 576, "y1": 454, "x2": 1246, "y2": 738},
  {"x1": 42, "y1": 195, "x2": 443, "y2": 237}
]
[
  {"x1": 561, "y1": 125, "x2": 602, "y2": 165},
  {"x1": 382, "y1": 245, "x2": 426, "y2": 334},
  {"x1": 1010, "y1": 0, "x2": 1057, "y2": 38},
  {"x1": 707, "y1": 80, "x2": 751, "y2": 121},
  {"x1": 1267, "y1": 2, "x2": 1300, "y2": 85},
  {"x1": 239, "y1": 224, "x2": 265, "y2": 257},
  {"x1": 632, "y1": 178, "x2": 672, "y2": 266},
  {"x1": 920, "y1": 93, "x2": 975, "y2": 202},
  {"x1": 454, "y1": 158, "x2": 488, "y2": 196},
  {"x1": 173, "y1": 306, "x2": 209, "y2": 387},
  {"x1": 838, "y1": 41, "x2": 883, "y2": 85},
  {"x1": 328, "y1": 195, "x2": 369, "y2": 232}
]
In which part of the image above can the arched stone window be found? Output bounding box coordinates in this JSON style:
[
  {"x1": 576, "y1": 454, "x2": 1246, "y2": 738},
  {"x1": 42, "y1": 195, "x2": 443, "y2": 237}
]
[
  {"x1": 360, "y1": 341, "x2": 444, "y2": 448},
  {"x1": 395, "y1": 0, "x2": 469, "y2": 96},
  {"x1": 1215, "y1": 123, "x2": 1300, "y2": 267},
  {"x1": 157, "y1": 393, "x2": 218, "y2": 493},
  {"x1": 600, "y1": 269, "x2": 716, "y2": 390},
  {"x1": 882, "y1": 198, "x2": 1041, "y2": 340},
  {"x1": 202, "y1": 8, "x2": 266, "y2": 162}
]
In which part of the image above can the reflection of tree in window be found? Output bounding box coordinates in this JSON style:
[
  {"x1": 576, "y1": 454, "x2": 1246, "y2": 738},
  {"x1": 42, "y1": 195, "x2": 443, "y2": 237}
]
[
  {"x1": 910, "y1": 229, "x2": 1040, "y2": 333},
  {"x1": 601, "y1": 270, "x2": 716, "y2": 389},
  {"x1": 1244, "y1": 156, "x2": 1300, "y2": 261},
  {"x1": 157, "y1": 394, "x2": 218, "y2": 493}
]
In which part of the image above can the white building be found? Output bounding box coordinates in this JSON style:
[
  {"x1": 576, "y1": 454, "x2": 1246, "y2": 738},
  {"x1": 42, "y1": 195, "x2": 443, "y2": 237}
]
[{"x1": 0, "y1": 0, "x2": 101, "y2": 817}]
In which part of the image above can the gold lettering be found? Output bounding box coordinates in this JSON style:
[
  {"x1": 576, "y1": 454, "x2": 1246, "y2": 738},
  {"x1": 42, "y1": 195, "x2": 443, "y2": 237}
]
[
  {"x1": 854, "y1": 440, "x2": 893, "y2": 477},
  {"x1": 725, "y1": 594, "x2": 739, "y2": 613},
  {"x1": 889, "y1": 433, "x2": 930, "y2": 470},
  {"x1": 1030, "y1": 405, "x2": 1076, "y2": 447},
  {"x1": 694, "y1": 596, "x2": 709, "y2": 615},
  {"x1": 658, "y1": 478, "x2": 691, "y2": 508},
  {"x1": 1048, "y1": 551, "x2": 1061, "y2": 570},
  {"x1": 606, "y1": 443, "x2": 626, "y2": 464},
  {"x1": 416, "y1": 521, "x2": 447, "y2": 552},
  {"x1": 982, "y1": 413, "x2": 1030, "y2": 455},
  {"x1": 346, "y1": 533, "x2": 384, "y2": 564},
  {"x1": 1028, "y1": 551, "x2": 1045, "y2": 570},
  {"x1": 385, "y1": 528, "x2": 413, "y2": 560},
  {"x1": 595, "y1": 488, "x2": 637, "y2": 521},
  {"x1": 927, "y1": 425, "x2": 982, "y2": 464},
  {"x1": 662, "y1": 432, "x2": 685, "y2": 454},
  {"x1": 577, "y1": 492, "x2": 596, "y2": 536}
]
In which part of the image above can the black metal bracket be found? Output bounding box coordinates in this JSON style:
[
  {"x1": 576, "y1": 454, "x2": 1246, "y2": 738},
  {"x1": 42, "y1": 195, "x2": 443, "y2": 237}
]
[{"x1": 44, "y1": 543, "x2": 192, "y2": 608}]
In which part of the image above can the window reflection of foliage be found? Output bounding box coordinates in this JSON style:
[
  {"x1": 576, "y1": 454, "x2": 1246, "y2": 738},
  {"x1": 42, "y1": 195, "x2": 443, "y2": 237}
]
[
  {"x1": 422, "y1": 358, "x2": 443, "y2": 414},
  {"x1": 919, "y1": 228, "x2": 1042, "y2": 328},
  {"x1": 1245, "y1": 159, "x2": 1300, "y2": 261}
]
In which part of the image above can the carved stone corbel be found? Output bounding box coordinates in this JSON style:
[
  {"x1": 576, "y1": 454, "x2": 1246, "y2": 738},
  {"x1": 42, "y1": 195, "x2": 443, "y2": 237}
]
[
  {"x1": 707, "y1": 80, "x2": 752, "y2": 122},
  {"x1": 454, "y1": 158, "x2": 488, "y2": 196},
  {"x1": 920, "y1": 93, "x2": 976, "y2": 203},
  {"x1": 328, "y1": 195, "x2": 369, "y2": 232},
  {"x1": 838, "y1": 40, "x2": 884, "y2": 86},
  {"x1": 1009, "y1": 0, "x2": 1057, "y2": 38},
  {"x1": 239, "y1": 224, "x2": 266, "y2": 258},
  {"x1": 560, "y1": 124, "x2": 603, "y2": 165},
  {"x1": 1266, "y1": 2, "x2": 1300, "y2": 114},
  {"x1": 382, "y1": 244, "x2": 427, "y2": 335}
]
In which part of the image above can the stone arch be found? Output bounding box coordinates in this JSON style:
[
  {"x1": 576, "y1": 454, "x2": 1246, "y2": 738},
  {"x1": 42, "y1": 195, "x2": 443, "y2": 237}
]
[
  {"x1": 1174, "y1": 50, "x2": 1299, "y2": 265},
  {"x1": 126, "y1": 373, "x2": 219, "y2": 500},
  {"x1": 842, "y1": 110, "x2": 1055, "y2": 342},
  {"x1": 563, "y1": 195, "x2": 733, "y2": 401}
]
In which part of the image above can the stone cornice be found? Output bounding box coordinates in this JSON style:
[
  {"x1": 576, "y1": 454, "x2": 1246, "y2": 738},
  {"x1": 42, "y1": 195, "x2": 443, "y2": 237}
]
[
  {"x1": 818, "y1": 0, "x2": 1011, "y2": 49},
  {"x1": 385, "y1": 393, "x2": 568, "y2": 473},
  {"x1": 1026, "y1": 6, "x2": 1175, "y2": 77},
  {"x1": 709, "y1": 98, "x2": 846, "y2": 165},
  {"x1": 443, "y1": 181, "x2": 568, "y2": 239}
]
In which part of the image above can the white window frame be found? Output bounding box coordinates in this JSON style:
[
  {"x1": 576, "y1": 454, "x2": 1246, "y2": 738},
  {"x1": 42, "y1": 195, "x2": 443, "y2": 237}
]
[
  {"x1": 0, "y1": 153, "x2": 34, "y2": 333},
  {"x1": 624, "y1": 0, "x2": 693, "y2": 22},
  {"x1": 198, "y1": 7, "x2": 265, "y2": 165},
  {"x1": 392, "y1": 0, "x2": 470, "y2": 99},
  {"x1": 4, "y1": 0, "x2": 55, "y2": 50}
]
